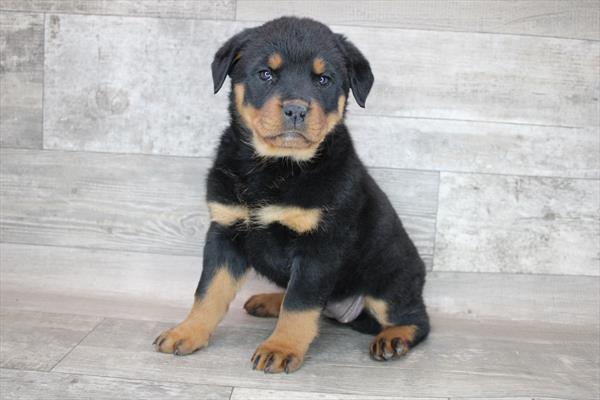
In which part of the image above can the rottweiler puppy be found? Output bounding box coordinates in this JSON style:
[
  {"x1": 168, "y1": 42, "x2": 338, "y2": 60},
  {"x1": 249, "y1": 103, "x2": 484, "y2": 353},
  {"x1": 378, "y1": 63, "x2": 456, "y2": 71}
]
[{"x1": 154, "y1": 17, "x2": 429, "y2": 373}]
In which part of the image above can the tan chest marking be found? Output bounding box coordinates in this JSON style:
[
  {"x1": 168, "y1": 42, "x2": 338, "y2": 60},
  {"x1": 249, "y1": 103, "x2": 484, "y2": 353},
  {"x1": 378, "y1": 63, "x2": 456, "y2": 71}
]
[
  {"x1": 254, "y1": 205, "x2": 322, "y2": 234},
  {"x1": 208, "y1": 202, "x2": 250, "y2": 226},
  {"x1": 207, "y1": 202, "x2": 322, "y2": 233}
]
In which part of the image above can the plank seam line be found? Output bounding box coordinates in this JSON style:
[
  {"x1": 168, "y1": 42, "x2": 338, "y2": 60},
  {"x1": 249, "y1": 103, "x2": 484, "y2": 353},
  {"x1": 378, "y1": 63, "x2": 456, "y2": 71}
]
[
  {"x1": 229, "y1": 386, "x2": 451, "y2": 400},
  {"x1": 41, "y1": 12, "x2": 46, "y2": 151},
  {"x1": 0, "y1": 8, "x2": 597, "y2": 42},
  {"x1": 0, "y1": 9, "x2": 237, "y2": 23},
  {"x1": 3, "y1": 147, "x2": 598, "y2": 181},
  {"x1": 0, "y1": 366, "x2": 237, "y2": 394},
  {"x1": 48, "y1": 317, "x2": 105, "y2": 372},
  {"x1": 431, "y1": 171, "x2": 443, "y2": 272},
  {"x1": 235, "y1": 18, "x2": 600, "y2": 43},
  {"x1": 0, "y1": 240, "x2": 206, "y2": 259},
  {"x1": 347, "y1": 113, "x2": 587, "y2": 130},
  {"x1": 1, "y1": 241, "x2": 599, "y2": 279}
]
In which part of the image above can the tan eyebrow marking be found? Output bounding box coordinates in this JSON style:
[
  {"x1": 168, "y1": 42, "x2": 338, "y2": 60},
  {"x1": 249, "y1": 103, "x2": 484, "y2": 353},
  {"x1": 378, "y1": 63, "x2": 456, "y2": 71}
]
[
  {"x1": 312, "y1": 57, "x2": 326, "y2": 75},
  {"x1": 268, "y1": 53, "x2": 283, "y2": 70}
]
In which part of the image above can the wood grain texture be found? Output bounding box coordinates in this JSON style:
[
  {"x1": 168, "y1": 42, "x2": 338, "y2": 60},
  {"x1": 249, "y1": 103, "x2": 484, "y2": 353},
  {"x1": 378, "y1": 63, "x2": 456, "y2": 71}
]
[
  {"x1": 0, "y1": 12, "x2": 43, "y2": 149},
  {"x1": 236, "y1": 0, "x2": 600, "y2": 40},
  {"x1": 337, "y1": 24, "x2": 599, "y2": 128},
  {"x1": 231, "y1": 387, "x2": 441, "y2": 400},
  {"x1": 0, "y1": 1, "x2": 235, "y2": 20},
  {"x1": 0, "y1": 369, "x2": 232, "y2": 400},
  {"x1": 368, "y1": 168, "x2": 438, "y2": 268},
  {"x1": 0, "y1": 149, "x2": 438, "y2": 267},
  {"x1": 0, "y1": 309, "x2": 101, "y2": 371},
  {"x1": 233, "y1": 390, "x2": 568, "y2": 400},
  {"x1": 424, "y1": 271, "x2": 600, "y2": 326},
  {"x1": 434, "y1": 172, "x2": 600, "y2": 276},
  {"x1": 42, "y1": 14, "x2": 599, "y2": 159},
  {"x1": 2, "y1": 243, "x2": 598, "y2": 326},
  {"x1": 52, "y1": 316, "x2": 599, "y2": 398},
  {"x1": 43, "y1": 14, "x2": 250, "y2": 157},
  {"x1": 452, "y1": 398, "x2": 567, "y2": 400},
  {"x1": 0, "y1": 148, "x2": 212, "y2": 256},
  {"x1": 348, "y1": 115, "x2": 600, "y2": 179}
]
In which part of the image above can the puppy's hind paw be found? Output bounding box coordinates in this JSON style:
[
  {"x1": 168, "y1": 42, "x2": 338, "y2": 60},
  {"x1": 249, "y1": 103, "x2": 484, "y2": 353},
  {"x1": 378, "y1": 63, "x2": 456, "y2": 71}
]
[
  {"x1": 244, "y1": 293, "x2": 284, "y2": 318},
  {"x1": 369, "y1": 325, "x2": 417, "y2": 361}
]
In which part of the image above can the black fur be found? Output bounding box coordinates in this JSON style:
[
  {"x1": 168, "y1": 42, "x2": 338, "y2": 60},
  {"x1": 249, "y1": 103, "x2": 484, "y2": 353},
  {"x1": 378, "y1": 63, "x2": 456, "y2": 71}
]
[{"x1": 201, "y1": 17, "x2": 428, "y2": 348}]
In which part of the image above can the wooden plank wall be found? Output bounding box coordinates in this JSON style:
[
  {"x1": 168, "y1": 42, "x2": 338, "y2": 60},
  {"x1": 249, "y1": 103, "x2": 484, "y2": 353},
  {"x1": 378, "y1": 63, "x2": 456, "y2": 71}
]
[{"x1": 1, "y1": 0, "x2": 599, "y2": 299}]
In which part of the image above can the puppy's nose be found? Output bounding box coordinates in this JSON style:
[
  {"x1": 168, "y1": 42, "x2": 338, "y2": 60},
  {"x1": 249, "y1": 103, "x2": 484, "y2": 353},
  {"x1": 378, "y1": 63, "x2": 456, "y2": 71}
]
[{"x1": 282, "y1": 103, "x2": 307, "y2": 128}]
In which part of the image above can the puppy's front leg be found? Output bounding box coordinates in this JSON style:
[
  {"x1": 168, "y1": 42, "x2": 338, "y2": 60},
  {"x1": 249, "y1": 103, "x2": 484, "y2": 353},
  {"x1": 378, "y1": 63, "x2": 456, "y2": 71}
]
[
  {"x1": 252, "y1": 257, "x2": 332, "y2": 374},
  {"x1": 154, "y1": 223, "x2": 248, "y2": 355}
]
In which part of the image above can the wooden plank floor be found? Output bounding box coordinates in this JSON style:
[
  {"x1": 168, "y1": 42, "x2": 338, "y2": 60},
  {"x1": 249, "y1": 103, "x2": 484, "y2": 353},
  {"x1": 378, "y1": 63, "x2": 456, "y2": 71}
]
[
  {"x1": 1, "y1": 1, "x2": 599, "y2": 399},
  {"x1": 1, "y1": 243, "x2": 598, "y2": 399}
]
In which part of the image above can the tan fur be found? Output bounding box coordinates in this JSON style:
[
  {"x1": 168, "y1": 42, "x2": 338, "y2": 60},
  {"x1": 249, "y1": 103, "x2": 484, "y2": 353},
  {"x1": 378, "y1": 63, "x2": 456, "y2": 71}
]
[
  {"x1": 244, "y1": 292, "x2": 284, "y2": 317},
  {"x1": 371, "y1": 324, "x2": 418, "y2": 359},
  {"x1": 235, "y1": 84, "x2": 283, "y2": 138},
  {"x1": 252, "y1": 308, "x2": 320, "y2": 372},
  {"x1": 234, "y1": 84, "x2": 346, "y2": 161},
  {"x1": 155, "y1": 268, "x2": 246, "y2": 354},
  {"x1": 380, "y1": 325, "x2": 418, "y2": 343},
  {"x1": 251, "y1": 135, "x2": 318, "y2": 161},
  {"x1": 312, "y1": 57, "x2": 326, "y2": 74},
  {"x1": 365, "y1": 296, "x2": 391, "y2": 326},
  {"x1": 254, "y1": 205, "x2": 321, "y2": 234},
  {"x1": 208, "y1": 201, "x2": 250, "y2": 226},
  {"x1": 304, "y1": 94, "x2": 346, "y2": 151},
  {"x1": 268, "y1": 53, "x2": 283, "y2": 70}
]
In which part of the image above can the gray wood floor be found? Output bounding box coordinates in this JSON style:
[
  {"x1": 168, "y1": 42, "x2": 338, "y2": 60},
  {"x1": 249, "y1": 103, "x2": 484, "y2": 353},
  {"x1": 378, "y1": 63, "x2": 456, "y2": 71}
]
[
  {"x1": 1, "y1": 1, "x2": 599, "y2": 399},
  {"x1": 1, "y1": 242, "x2": 599, "y2": 399}
]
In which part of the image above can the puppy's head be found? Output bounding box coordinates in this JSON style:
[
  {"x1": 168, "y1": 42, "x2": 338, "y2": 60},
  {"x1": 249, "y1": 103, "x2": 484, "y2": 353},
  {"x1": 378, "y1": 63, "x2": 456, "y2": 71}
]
[{"x1": 212, "y1": 17, "x2": 374, "y2": 161}]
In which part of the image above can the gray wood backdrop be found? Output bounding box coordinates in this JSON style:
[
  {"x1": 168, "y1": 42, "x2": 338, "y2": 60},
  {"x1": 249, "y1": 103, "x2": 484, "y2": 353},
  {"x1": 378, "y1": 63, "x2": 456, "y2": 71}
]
[
  {"x1": 1, "y1": 0, "x2": 598, "y2": 277},
  {"x1": 1, "y1": 3, "x2": 599, "y2": 398}
]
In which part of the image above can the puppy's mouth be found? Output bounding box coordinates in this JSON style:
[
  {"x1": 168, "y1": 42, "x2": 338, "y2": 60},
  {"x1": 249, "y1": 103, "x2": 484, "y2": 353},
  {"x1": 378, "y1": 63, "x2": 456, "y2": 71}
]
[{"x1": 263, "y1": 131, "x2": 314, "y2": 149}]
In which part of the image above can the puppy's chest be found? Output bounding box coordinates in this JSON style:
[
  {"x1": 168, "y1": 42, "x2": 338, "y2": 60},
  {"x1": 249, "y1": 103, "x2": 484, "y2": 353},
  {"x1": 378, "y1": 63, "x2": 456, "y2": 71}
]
[{"x1": 210, "y1": 169, "x2": 325, "y2": 234}]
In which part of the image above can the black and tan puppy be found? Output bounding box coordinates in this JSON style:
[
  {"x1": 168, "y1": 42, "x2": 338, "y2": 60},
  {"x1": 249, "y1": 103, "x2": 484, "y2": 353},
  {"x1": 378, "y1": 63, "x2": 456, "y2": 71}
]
[{"x1": 154, "y1": 17, "x2": 429, "y2": 373}]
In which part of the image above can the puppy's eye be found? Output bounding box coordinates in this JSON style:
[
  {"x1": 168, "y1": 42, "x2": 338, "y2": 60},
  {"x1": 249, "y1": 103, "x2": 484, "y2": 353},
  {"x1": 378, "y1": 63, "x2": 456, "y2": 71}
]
[
  {"x1": 317, "y1": 75, "x2": 331, "y2": 86},
  {"x1": 258, "y1": 70, "x2": 273, "y2": 81}
]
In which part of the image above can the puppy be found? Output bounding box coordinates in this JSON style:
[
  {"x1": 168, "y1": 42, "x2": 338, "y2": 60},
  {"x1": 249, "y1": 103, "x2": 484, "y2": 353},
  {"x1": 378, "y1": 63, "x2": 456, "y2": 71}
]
[{"x1": 154, "y1": 17, "x2": 429, "y2": 373}]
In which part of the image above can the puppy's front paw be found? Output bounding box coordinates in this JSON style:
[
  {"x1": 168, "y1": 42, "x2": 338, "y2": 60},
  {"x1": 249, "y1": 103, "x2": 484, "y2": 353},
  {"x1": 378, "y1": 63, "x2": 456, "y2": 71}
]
[
  {"x1": 153, "y1": 323, "x2": 209, "y2": 356},
  {"x1": 251, "y1": 341, "x2": 304, "y2": 373}
]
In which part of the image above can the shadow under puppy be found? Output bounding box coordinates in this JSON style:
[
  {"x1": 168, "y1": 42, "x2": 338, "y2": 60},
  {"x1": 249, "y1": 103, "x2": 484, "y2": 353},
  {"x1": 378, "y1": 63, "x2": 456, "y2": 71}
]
[{"x1": 154, "y1": 17, "x2": 429, "y2": 373}]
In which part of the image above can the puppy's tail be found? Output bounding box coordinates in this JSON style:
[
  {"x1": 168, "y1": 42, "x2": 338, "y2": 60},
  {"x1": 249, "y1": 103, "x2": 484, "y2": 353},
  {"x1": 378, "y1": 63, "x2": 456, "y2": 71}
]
[{"x1": 348, "y1": 310, "x2": 382, "y2": 335}]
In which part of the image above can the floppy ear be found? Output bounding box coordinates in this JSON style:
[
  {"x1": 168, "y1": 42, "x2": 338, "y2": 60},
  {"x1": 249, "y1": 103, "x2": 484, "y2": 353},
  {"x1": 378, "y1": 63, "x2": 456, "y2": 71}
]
[
  {"x1": 211, "y1": 29, "x2": 252, "y2": 94},
  {"x1": 335, "y1": 34, "x2": 374, "y2": 108}
]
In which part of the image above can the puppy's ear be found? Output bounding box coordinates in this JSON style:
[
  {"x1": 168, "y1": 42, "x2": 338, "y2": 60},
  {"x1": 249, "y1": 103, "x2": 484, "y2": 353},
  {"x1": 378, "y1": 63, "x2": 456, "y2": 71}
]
[
  {"x1": 211, "y1": 29, "x2": 252, "y2": 94},
  {"x1": 335, "y1": 34, "x2": 374, "y2": 108}
]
